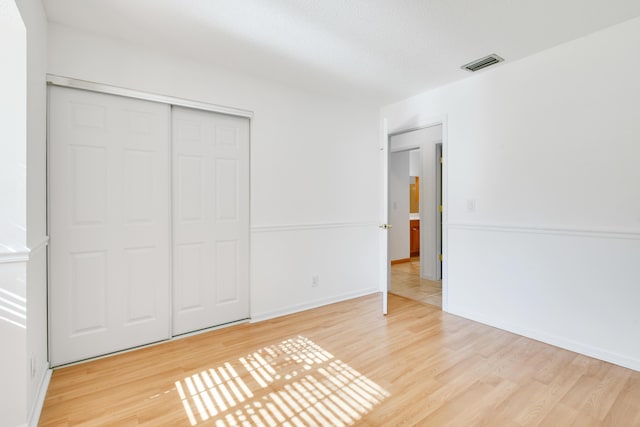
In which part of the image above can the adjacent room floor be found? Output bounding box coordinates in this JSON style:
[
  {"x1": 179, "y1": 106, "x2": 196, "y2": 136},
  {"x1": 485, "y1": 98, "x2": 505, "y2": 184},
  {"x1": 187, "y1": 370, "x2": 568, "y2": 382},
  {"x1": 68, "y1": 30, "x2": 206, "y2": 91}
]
[
  {"x1": 390, "y1": 257, "x2": 442, "y2": 307},
  {"x1": 39, "y1": 293, "x2": 640, "y2": 426}
]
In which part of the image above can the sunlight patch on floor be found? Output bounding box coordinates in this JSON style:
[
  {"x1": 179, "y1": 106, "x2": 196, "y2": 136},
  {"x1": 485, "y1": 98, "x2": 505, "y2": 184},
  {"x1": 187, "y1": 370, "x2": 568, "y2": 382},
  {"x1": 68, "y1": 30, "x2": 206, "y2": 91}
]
[{"x1": 175, "y1": 336, "x2": 389, "y2": 426}]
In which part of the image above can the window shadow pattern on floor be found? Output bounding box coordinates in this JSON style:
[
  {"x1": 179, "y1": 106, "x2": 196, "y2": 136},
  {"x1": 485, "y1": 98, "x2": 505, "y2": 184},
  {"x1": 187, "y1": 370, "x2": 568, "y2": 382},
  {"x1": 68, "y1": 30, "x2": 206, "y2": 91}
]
[{"x1": 175, "y1": 335, "x2": 389, "y2": 426}]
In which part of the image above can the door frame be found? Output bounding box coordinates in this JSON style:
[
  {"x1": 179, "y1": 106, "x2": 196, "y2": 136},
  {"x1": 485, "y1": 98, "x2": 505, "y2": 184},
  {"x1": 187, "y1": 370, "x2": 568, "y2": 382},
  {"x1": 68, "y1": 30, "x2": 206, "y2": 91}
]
[
  {"x1": 381, "y1": 117, "x2": 448, "y2": 314},
  {"x1": 46, "y1": 75, "x2": 253, "y2": 118},
  {"x1": 435, "y1": 143, "x2": 443, "y2": 281}
]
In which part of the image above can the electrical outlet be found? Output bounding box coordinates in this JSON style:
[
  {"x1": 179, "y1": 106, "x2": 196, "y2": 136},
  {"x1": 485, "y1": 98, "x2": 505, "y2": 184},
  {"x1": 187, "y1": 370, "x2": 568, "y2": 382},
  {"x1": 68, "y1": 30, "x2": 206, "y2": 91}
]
[{"x1": 312, "y1": 275, "x2": 320, "y2": 287}]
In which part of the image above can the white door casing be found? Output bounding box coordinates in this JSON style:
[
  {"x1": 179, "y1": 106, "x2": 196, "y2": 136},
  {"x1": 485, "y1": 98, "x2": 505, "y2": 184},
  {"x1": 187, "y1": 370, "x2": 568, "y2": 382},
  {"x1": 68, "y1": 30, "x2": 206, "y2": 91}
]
[
  {"x1": 48, "y1": 86, "x2": 171, "y2": 366},
  {"x1": 380, "y1": 119, "x2": 389, "y2": 315},
  {"x1": 171, "y1": 106, "x2": 250, "y2": 335}
]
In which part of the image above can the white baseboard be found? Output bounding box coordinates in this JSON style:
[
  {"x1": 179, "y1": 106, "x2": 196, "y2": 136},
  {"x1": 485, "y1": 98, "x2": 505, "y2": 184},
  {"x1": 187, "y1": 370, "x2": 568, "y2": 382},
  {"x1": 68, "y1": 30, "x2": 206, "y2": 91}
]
[
  {"x1": 251, "y1": 288, "x2": 380, "y2": 323},
  {"x1": 28, "y1": 367, "x2": 52, "y2": 427},
  {"x1": 450, "y1": 308, "x2": 640, "y2": 372}
]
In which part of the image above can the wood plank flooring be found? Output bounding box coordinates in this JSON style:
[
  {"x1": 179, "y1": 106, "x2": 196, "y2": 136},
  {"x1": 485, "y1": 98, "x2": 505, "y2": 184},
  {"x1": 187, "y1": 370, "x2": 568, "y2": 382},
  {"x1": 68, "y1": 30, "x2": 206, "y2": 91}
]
[
  {"x1": 390, "y1": 257, "x2": 442, "y2": 307},
  {"x1": 39, "y1": 294, "x2": 640, "y2": 426}
]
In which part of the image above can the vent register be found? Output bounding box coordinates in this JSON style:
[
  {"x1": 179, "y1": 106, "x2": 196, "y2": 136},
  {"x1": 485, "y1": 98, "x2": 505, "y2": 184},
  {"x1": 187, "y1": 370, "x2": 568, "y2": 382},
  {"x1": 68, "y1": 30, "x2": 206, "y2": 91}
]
[{"x1": 461, "y1": 54, "x2": 504, "y2": 72}]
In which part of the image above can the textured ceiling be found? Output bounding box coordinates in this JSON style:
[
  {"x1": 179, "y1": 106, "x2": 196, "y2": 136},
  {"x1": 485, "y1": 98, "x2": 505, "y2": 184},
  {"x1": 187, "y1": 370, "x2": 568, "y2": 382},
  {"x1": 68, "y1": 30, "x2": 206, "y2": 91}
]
[{"x1": 42, "y1": 0, "x2": 640, "y2": 104}]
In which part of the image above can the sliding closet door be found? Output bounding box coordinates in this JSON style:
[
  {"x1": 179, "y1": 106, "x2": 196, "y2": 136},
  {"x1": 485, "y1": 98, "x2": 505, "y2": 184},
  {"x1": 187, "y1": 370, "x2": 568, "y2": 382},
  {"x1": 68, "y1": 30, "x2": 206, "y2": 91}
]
[
  {"x1": 172, "y1": 106, "x2": 249, "y2": 335},
  {"x1": 49, "y1": 87, "x2": 171, "y2": 366}
]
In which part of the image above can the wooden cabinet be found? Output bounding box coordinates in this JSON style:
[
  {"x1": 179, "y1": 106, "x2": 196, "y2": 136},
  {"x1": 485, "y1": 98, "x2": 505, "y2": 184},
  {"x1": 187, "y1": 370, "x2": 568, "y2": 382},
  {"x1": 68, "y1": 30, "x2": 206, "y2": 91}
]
[{"x1": 410, "y1": 219, "x2": 420, "y2": 257}]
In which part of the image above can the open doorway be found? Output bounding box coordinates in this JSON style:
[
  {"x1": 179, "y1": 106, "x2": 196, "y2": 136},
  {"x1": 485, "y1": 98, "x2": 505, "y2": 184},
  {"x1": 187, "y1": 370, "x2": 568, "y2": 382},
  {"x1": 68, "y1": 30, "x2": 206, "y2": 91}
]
[{"x1": 387, "y1": 126, "x2": 443, "y2": 308}]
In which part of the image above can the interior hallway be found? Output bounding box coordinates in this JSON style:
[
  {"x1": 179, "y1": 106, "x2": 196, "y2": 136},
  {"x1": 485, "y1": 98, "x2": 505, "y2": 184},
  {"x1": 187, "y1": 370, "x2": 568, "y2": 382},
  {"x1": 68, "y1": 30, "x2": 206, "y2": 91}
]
[{"x1": 390, "y1": 257, "x2": 442, "y2": 308}]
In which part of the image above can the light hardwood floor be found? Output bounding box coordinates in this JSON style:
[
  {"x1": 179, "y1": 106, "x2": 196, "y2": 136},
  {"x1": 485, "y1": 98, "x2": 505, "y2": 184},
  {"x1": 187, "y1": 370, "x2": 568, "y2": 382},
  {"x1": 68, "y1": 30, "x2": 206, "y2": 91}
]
[
  {"x1": 39, "y1": 294, "x2": 640, "y2": 426},
  {"x1": 391, "y1": 257, "x2": 442, "y2": 307}
]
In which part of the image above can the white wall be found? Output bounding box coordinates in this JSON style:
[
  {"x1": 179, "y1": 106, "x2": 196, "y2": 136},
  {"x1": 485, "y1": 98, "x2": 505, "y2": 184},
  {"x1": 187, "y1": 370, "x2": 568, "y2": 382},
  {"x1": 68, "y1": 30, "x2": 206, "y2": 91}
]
[
  {"x1": 1, "y1": 0, "x2": 26, "y2": 250},
  {"x1": 0, "y1": 2, "x2": 28, "y2": 426},
  {"x1": 17, "y1": 0, "x2": 50, "y2": 424},
  {"x1": 0, "y1": 1, "x2": 50, "y2": 425},
  {"x1": 0, "y1": 261, "x2": 27, "y2": 427},
  {"x1": 382, "y1": 16, "x2": 640, "y2": 370},
  {"x1": 388, "y1": 151, "x2": 409, "y2": 261},
  {"x1": 409, "y1": 149, "x2": 420, "y2": 178},
  {"x1": 46, "y1": 23, "x2": 380, "y2": 322}
]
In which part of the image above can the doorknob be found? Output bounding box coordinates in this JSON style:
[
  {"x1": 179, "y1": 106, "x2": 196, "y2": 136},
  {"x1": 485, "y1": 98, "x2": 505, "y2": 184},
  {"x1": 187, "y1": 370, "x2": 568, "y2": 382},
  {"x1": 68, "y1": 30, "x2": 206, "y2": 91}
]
[{"x1": 379, "y1": 224, "x2": 393, "y2": 229}]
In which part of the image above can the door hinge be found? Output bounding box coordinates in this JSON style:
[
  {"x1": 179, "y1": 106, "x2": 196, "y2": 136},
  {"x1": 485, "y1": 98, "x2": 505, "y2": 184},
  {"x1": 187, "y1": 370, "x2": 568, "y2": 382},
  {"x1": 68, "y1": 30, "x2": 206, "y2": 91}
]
[
  {"x1": 379, "y1": 224, "x2": 393, "y2": 229},
  {"x1": 439, "y1": 253, "x2": 443, "y2": 262},
  {"x1": 440, "y1": 156, "x2": 443, "y2": 164},
  {"x1": 439, "y1": 205, "x2": 443, "y2": 213}
]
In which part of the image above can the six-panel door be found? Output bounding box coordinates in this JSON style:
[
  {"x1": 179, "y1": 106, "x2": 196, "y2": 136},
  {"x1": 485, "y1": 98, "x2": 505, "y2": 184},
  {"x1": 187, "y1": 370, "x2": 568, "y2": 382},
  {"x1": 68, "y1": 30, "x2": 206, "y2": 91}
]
[
  {"x1": 48, "y1": 87, "x2": 172, "y2": 366},
  {"x1": 171, "y1": 106, "x2": 250, "y2": 336}
]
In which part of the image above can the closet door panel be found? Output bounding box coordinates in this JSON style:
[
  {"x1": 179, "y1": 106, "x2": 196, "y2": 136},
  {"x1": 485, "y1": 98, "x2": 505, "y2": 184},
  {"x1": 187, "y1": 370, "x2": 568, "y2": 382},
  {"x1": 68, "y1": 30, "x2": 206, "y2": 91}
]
[
  {"x1": 49, "y1": 87, "x2": 171, "y2": 366},
  {"x1": 172, "y1": 106, "x2": 249, "y2": 335},
  {"x1": 174, "y1": 242, "x2": 206, "y2": 313}
]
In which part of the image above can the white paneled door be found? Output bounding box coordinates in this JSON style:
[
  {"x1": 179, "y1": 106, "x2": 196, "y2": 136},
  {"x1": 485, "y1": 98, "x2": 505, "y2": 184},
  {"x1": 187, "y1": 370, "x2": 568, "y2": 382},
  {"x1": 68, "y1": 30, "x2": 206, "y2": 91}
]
[
  {"x1": 49, "y1": 87, "x2": 171, "y2": 366},
  {"x1": 172, "y1": 106, "x2": 250, "y2": 335}
]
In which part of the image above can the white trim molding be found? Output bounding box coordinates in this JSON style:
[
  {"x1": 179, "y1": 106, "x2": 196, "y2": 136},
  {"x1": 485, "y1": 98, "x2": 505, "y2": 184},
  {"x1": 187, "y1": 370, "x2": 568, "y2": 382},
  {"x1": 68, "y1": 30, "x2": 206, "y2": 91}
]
[
  {"x1": 447, "y1": 222, "x2": 640, "y2": 241},
  {"x1": 0, "y1": 250, "x2": 30, "y2": 264},
  {"x1": 0, "y1": 236, "x2": 49, "y2": 264},
  {"x1": 251, "y1": 288, "x2": 379, "y2": 323},
  {"x1": 452, "y1": 309, "x2": 640, "y2": 372},
  {"x1": 28, "y1": 368, "x2": 52, "y2": 427},
  {"x1": 251, "y1": 221, "x2": 378, "y2": 234},
  {"x1": 28, "y1": 236, "x2": 49, "y2": 254},
  {"x1": 47, "y1": 74, "x2": 254, "y2": 118}
]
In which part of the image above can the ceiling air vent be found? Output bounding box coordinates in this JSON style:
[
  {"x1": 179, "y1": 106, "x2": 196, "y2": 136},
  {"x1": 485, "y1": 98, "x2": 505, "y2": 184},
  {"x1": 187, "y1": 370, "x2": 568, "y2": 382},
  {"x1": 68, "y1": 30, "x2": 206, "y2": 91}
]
[{"x1": 461, "y1": 54, "x2": 504, "y2": 72}]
